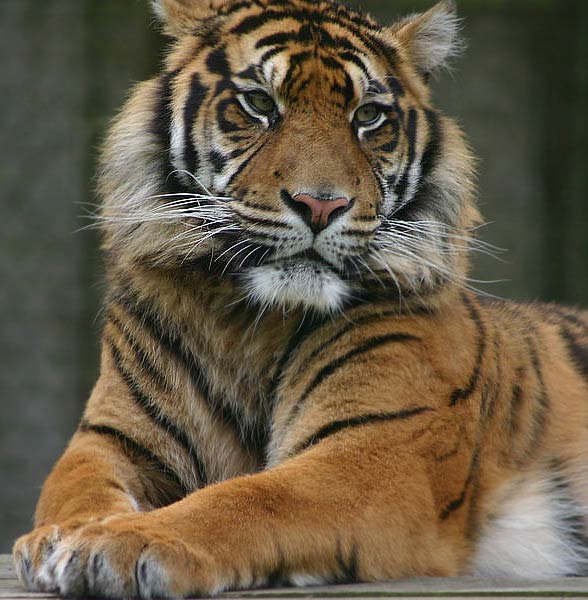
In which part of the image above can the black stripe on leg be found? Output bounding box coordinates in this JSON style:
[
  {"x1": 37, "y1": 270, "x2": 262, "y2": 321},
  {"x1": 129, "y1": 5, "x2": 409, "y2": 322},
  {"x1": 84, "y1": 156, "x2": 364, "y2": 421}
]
[
  {"x1": 79, "y1": 421, "x2": 189, "y2": 497},
  {"x1": 450, "y1": 294, "x2": 487, "y2": 406},
  {"x1": 440, "y1": 446, "x2": 481, "y2": 521},
  {"x1": 523, "y1": 333, "x2": 550, "y2": 456},
  {"x1": 288, "y1": 333, "x2": 421, "y2": 428},
  {"x1": 294, "y1": 406, "x2": 433, "y2": 454},
  {"x1": 334, "y1": 539, "x2": 360, "y2": 583},
  {"x1": 507, "y1": 373, "x2": 525, "y2": 437},
  {"x1": 559, "y1": 326, "x2": 588, "y2": 383},
  {"x1": 107, "y1": 338, "x2": 208, "y2": 486},
  {"x1": 291, "y1": 308, "x2": 432, "y2": 382}
]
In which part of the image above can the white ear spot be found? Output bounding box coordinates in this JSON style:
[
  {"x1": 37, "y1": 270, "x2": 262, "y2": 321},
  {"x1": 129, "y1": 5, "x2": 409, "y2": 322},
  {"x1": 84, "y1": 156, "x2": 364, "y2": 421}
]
[{"x1": 393, "y1": 0, "x2": 462, "y2": 74}]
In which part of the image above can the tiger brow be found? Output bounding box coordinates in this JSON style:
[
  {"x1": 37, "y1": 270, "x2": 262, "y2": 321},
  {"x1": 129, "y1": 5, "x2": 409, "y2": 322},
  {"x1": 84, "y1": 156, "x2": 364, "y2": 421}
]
[{"x1": 235, "y1": 64, "x2": 266, "y2": 85}]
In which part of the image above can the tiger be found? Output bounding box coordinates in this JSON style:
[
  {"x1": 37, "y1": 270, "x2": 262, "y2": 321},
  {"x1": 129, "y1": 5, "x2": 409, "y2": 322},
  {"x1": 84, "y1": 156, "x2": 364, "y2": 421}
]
[{"x1": 12, "y1": 0, "x2": 588, "y2": 597}]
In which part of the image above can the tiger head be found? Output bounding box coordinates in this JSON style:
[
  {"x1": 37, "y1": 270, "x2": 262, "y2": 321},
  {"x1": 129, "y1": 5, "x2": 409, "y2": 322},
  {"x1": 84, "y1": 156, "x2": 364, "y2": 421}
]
[{"x1": 100, "y1": 0, "x2": 479, "y2": 314}]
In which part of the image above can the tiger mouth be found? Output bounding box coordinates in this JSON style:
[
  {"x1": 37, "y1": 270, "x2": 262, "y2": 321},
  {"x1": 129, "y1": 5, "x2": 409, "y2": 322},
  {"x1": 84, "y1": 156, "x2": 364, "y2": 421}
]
[{"x1": 269, "y1": 249, "x2": 334, "y2": 268}]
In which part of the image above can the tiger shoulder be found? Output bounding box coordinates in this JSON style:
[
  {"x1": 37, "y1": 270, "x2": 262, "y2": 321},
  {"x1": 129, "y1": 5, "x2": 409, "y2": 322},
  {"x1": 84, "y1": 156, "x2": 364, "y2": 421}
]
[{"x1": 13, "y1": 0, "x2": 588, "y2": 597}]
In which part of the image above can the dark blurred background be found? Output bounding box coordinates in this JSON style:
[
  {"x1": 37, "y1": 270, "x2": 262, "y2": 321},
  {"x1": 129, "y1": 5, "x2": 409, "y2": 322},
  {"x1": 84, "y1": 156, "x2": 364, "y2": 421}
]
[{"x1": 0, "y1": 0, "x2": 587, "y2": 552}]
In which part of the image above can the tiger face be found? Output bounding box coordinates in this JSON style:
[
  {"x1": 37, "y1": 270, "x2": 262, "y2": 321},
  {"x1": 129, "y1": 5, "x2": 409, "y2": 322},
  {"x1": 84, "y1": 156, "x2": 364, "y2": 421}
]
[{"x1": 101, "y1": 0, "x2": 478, "y2": 313}]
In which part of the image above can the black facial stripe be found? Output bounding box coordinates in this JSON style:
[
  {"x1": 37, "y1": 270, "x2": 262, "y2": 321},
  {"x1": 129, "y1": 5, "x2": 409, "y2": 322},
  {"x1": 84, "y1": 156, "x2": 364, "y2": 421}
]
[
  {"x1": 420, "y1": 109, "x2": 442, "y2": 181},
  {"x1": 209, "y1": 150, "x2": 228, "y2": 174},
  {"x1": 385, "y1": 76, "x2": 404, "y2": 97},
  {"x1": 217, "y1": 97, "x2": 254, "y2": 134},
  {"x1": 234, "y1": 211, "x2": 292, "y2": 229},
  {"x1": 282, "y1": 50, "x2": 312, "y2": 95},
  {"x1": 320, "y1": 54, "x2": 344, "y2": 71},
  {"x1": 338, "y1": 50, "x2": 371, "y2": 79},
  {"x1": 254, "y1": 48, "x2": 284, "y2": 70},
  {"x1": 152, "y1": 69, "x2": 189, "y2": 195},
  {"x1": 255, "y1": 31, "x2": 301, "y2": 48},
  {"x1": 243, "y1": 199, "x2": 280, "y2": 212},
  {"x1": 390, "y1": 110, "x2": 441, "y2": 219},
  {"x1": 393, "y1": 108, "x2": 418, "y2": 202},
  {"x1": 206, "y1": 46, "x2": 231, "y2": 78},
  {"x1": 330, "y1": 71, "x2": 355, "y2": 105},
  {"x1": 183, "y1": 73, "x2": 208, "y2": 176},
  {"x1": 225, "y1": 138, "x2": 268, "y2": 189},
  {"x1": 365, "y1": 119, "x2": 399, "y2": 154},
  {"x1": 235, "y1": 64, "x2": 264, "y2": 83}
]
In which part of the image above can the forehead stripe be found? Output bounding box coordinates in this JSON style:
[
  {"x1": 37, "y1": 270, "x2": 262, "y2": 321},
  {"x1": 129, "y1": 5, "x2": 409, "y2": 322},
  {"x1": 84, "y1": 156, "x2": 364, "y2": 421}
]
[
  {"x1": 338, "y1": 51, "x2": 371, "y2": 80},
  {"x1": 231, "y1": 9, "x2": 395, "y2": 67}
]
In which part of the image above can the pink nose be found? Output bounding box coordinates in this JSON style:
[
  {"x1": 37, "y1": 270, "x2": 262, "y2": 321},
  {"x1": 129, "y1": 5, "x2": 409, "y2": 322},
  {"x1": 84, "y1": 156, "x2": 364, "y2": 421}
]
[{"x1": 292, "y1": 193, "x2": 351, "y2": 232}]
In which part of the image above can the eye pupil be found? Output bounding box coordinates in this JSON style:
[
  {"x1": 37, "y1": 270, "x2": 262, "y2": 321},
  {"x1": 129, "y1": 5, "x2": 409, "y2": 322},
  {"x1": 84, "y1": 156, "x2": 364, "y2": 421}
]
[
  {"x1": 244, "y1": 91, "x2": 276, "y2": 115},
  {"x1": 355, "y1": 103, "x2": 381, "y2": 126}
]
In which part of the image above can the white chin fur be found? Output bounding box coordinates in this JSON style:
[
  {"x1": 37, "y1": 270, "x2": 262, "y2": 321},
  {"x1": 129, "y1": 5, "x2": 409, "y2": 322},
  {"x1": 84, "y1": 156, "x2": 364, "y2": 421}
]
[{"x1": 242, "y1": 260, "x2": 350, "y2": 313}]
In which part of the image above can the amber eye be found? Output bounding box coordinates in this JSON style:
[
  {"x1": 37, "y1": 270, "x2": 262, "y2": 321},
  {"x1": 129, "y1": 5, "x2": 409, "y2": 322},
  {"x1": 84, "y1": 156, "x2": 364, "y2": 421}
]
[
  {"x1": 242, "y1": 90, "x2": 277, "y2": 116},
  {"x1": 354, "y1": 103, "x2": 383, "y2": 127}
]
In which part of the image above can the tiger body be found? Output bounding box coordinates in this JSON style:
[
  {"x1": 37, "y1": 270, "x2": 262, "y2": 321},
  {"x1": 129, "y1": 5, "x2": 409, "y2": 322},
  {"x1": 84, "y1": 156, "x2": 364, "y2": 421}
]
[{"x1": 14, "y1": 0, "x2": 588, "y2": 597}]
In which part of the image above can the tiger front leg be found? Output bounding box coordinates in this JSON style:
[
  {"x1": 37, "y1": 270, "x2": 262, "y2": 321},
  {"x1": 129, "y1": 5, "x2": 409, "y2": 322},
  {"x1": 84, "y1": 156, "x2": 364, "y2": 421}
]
[
  {"x1": 12, "y1": 428, "x2": 152, "y2": 593},
  {"x1": 40, "y1": 426, "x2": 463, "y2": 599}
]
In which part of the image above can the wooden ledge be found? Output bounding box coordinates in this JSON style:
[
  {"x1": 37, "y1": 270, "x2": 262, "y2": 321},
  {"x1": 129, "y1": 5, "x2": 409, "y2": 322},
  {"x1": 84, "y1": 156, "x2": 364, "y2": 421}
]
[{"x1": 2, "y1": 556, "x2": 588, "y2": 599}]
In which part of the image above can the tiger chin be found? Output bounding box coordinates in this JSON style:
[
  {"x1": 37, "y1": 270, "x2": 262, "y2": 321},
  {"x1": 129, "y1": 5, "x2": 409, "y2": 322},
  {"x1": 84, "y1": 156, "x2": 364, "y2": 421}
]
[{"x1": 13, "y1": 0, "x2": 588, "y2": 597}]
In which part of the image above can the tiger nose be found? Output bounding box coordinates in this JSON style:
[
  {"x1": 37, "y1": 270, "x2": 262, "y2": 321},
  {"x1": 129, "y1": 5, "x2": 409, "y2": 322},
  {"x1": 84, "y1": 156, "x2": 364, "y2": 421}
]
[{"x1": 291, "y1": 193, "x2": 352, "y2": 233}]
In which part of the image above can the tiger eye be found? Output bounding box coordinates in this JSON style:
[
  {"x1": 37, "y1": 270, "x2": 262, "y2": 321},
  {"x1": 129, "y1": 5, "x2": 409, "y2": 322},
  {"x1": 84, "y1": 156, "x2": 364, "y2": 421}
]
[
  {"x1": 354, "y1": 103, "x2": 382, "y2": 126},
  {"x1": 243, "y1": 90, "x2": 276, "y2": 115}
]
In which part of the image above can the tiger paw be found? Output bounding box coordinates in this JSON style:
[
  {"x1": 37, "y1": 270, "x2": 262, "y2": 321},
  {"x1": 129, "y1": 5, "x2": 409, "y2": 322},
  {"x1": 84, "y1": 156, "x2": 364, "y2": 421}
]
[
  {"x1": 21, "y1": 517, "x2": 219, "y2": 599},
  {"x1": 13, "y1": 520, "x2": 92, "y2": 593}
]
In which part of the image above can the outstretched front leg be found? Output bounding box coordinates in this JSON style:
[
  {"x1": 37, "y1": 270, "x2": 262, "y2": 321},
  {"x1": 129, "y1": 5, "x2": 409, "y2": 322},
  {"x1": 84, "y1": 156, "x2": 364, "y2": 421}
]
[
  {"x1": 34, "y1": 422, "x2": 468, "y2": 598},
  {"x1": 13, "y1": 312, "x2": 257, "y2": 594},
  {"x1": 27, "y1": 302, "x2": 487, "y2": 598}
]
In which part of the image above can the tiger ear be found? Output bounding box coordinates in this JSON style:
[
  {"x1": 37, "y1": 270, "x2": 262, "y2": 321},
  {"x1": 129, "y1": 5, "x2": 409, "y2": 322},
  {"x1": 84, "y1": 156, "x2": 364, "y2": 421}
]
[
  {"x1": 388, "y1": 0, "x2": 462, "y2": 75},
  {"x1": 151, "y1": 0, "x2": 228, "y2": 36}
]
